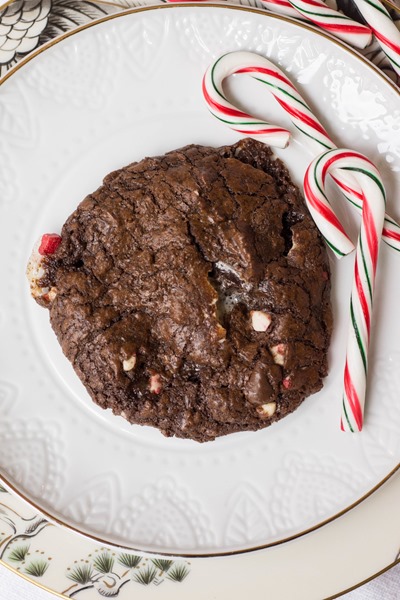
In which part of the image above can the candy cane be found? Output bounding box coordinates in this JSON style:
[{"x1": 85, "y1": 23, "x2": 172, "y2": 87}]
[
  {"x1": 202, "y1": 58, "x2": 291, "y2": 149},
  {"x1": 304, "y1": 149, "x2": 386, "y2": 431},
  {"x1": 288, "y1": 0, "x2": 372, "y2": 49},
  {"x1": 202, "y1": 51, "x2": 400, "y2": 253},
  {"x1": 352, "y1": 0, "x2": 400, "y2": 77},
  {"x1": 259, "y1": 0, "x2": 372, "y2": 49},
  {"x1": 260, "y1": 0, "x2": 303, "y2": 19}
]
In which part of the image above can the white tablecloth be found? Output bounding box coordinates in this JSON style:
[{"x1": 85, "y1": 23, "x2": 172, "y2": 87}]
[{"x1": 1, "y1": 560, "x2": 400, "y2": 599}]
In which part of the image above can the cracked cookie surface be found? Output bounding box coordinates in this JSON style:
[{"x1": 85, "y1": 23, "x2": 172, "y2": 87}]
[{"x1": 33, "y1": 139, "x2": 332, "y2": 442}]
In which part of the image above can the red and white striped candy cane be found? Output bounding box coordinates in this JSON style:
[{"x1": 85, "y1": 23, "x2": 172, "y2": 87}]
[
  {"x1": 203, "y1": 51, "x2": 335, "y2": 151},
  {"x1": 352, "y1": 0, "x2": 400, "y2": 77},
  {"x1": 304, "y1": 149, "x2": 386, "y2": 431},
  {"x1": 259, "y1": 0, "x2": 372, "y2": 49},
  {"x1": 287, "y1": 0, "x2": 371, "y2": 49},
  {"x1": 259, "y1": 0, "x2": 301, "y2": 18},
  {"x1": 202, "y1": 51, "x2": 400, "y2": 253},
  {"x1": 202, "y1": 56, "x2": 291, "y2": 149}
]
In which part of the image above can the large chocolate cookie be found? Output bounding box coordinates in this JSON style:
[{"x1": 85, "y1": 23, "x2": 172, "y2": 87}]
[{"x1": 29, "y1": 139, "x2": 332, "y2": 442}]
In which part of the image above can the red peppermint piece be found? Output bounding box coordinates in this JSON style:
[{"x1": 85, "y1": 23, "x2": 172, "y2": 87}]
[
  {"x1": 282, "y1": 377, "x2": 292, "y2": 389},
  {"x1": 38, "y1": 233, "x2": 62, "y2": 256},
  {"x1": 149, "y1": 373, "x2": 162, "y2": 394}
]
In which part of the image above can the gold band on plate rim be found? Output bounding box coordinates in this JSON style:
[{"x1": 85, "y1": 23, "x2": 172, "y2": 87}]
[
  {"x1": 385, "y1": 0, "x2": 400, "y2": 11},
  {"x1": 0, "y1": 1, "x2": 400, "y2": 598},
  {"x1": 0, "y1": 0, "x2": 15, "y2": 10}
]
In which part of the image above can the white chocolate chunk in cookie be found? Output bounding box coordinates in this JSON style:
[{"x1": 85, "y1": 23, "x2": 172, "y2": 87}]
[
  {"x1": 123, "y1": 354, "x2": 137, "y2": 372},
  {"x1": 26, "y1": 240, "x2": 50, "y2": 301},
  {"x1": 251, "y1": 310, "x2": 271, "y2": 332},
  {"x1": 270, "y1": 343, "x2": 287, "y2": 366},
  {"x1": 256, "y1": 402, "x2": 276, "y2": 417}
]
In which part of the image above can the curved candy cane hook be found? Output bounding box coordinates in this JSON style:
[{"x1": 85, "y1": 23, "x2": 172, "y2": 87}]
[{"x1": 304, "y1": 149, "x2": 386, "y2": 432}]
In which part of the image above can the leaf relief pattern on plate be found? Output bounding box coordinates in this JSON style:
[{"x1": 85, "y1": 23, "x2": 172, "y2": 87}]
[
  {"x1": 0, "y1": 143, "x2": 19, "y2": 207},
  {"x1": 119, "y1": 12, "x2": 169, "y2": 80},
  {"x1": 111, "y1": 476, "x2": 216, "y2": 551},
  {"x1": 0, "y1": 381, "x2": 18, "y2": 416},
  {"x1": 174, "y1": 11, "x2": 266, "y2": 67},
  {"x1": 0, "y1": 419, "x2": 65, "y2": 505},
  {"x1": 223, "y1": 483, "x2": 274, "y2": 546},
  {"x1": 269, "y1": 453, "x2": 368, "y2": 531},
  {"x1": 0, "y1": 81, "x2": 38, "y2": 148},
  {"x1": 61, "y1": 473, "x2": 121, "y2": 534},
  {"x1": 23, "y1": 23, "x2": 120, "y2": 109}
]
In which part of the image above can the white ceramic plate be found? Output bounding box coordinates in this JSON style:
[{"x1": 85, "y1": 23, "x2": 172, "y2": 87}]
[
  {"x1": 1, "y1": 4, "x2": 400, "y2": 557},
  {"x1": 0, "y1": 467, "x2": 399, "y2": 599}
]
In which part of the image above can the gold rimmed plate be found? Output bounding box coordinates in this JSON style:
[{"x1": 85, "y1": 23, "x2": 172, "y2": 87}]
[{"x1": 0, "y1": 2, "x2": 399, "y2": 588}]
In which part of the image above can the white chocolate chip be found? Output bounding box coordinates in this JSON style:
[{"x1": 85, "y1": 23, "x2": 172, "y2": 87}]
[
  {"x1": 26, "y1": 240, "x2": 48, "y2": 300},
  {"x1": 47, "y1": 287, "x2": 57, "y2": 302},
  {"x1": 256, "y1": 402, "x2": 276, "y2": 417},
  {"x1": 251, "y1": 310, "x2": 271, "y2": 332},
  {"x1": 270, "y1": 343, "x2": 287, "y2": 366},
  {"x1": 149, "y1": 373, "x2": 162, "y2": 394},
  {"x1": 122, "y1": 354, "x2": 137, "y2": 372}
]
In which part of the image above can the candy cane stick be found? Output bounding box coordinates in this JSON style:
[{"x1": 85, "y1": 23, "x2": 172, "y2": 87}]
[
  {"x1": 287, "y1": 0, "x2": 371, "y2": 49},
  {"x1": 352, "y1": 0, "x2": 400, "y2": 76},
  {"x1": 261, "y1": 0, "x2": 372, "y2": 49},
  {"x1": 260, "y1": 0, "x2": 303, "y2": 19},
  {"x1": 202, "y1": 51, "x2": 400, "y2": 253},
  {"x1": 304, "y1": 149, "x2": 386, "y2": 431},
  {"x1": 258, "y1": 0, "x2": 372, "y2": 49}
]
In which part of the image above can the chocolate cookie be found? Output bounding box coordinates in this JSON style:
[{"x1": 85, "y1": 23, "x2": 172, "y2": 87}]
[{"x1": 28, "y1": 139, "x2": 332, "y2": 442}]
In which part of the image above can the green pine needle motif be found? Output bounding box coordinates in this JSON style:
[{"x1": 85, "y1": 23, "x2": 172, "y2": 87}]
[
  {"x1": 93, "y1": 552, "x2": 114, "y2": 574},
  {"x1": 133, "y1": 566, "x2": 158, "y2": 585},
  {"x1": 151, "y1": 559, "x2": 174, "y2": 573},
  {"x1": 67, "y1": 564, "x2": 94, "y2": 584},
  {"x1": 117, "y1": 553, "x2": 142, "y2": 569},
  {"x1": 167, "y1": 564, "x2": 190, "y2": 583},
  {"x1": 8, "y1": 544, "x2": 30, "y2": 563},
  {"x1": 24, "y1": 560, "x2": 49, "y2": 578}
]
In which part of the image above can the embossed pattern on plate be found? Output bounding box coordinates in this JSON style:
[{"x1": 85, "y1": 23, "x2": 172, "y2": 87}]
[{"x1": 0, "y1": 6, "x2": 400, "y2": 555}]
